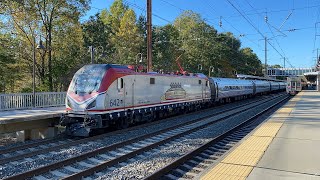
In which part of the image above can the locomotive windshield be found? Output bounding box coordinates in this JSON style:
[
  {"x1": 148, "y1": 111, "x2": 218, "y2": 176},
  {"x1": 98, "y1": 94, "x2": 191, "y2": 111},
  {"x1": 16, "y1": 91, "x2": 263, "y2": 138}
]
[{"x1": 69, "y1": 65, "x2": 107, "y2": 94}]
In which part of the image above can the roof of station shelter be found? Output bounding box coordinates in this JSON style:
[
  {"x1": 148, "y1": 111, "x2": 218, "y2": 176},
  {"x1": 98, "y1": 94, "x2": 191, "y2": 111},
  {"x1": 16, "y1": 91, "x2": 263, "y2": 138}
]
[
  {"x1": 236, "y1": 74, "x2": 285, "y2": 82},
  {"x1": 304, "y1": 71, "x2": 320, "y2": 76}
]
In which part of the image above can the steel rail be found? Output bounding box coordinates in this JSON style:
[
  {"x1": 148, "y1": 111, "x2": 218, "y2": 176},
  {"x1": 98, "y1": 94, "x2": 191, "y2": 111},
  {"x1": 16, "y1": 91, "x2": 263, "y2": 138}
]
[
  {"x1": 3, "y1": 94, "x2": 285, "y2": 180},
  {"x1": 144, "y1": 95, "x2": 289, "y2": 179},
  {"x1": 0, "y1": 94, "x2": 274, "y2": 165}
]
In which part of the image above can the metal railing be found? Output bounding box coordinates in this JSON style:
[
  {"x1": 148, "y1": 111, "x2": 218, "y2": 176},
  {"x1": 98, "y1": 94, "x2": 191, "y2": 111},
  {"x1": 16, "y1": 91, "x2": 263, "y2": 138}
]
[{"x1": 0, "y1": 92, "x2": 66, "y2": 111}]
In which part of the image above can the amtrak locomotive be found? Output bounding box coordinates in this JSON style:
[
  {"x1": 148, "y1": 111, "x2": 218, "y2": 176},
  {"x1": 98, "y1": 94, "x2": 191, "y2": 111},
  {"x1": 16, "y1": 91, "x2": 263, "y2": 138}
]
[{"x1": 60, "y1": 64, "x2": 285, "y2": 136}]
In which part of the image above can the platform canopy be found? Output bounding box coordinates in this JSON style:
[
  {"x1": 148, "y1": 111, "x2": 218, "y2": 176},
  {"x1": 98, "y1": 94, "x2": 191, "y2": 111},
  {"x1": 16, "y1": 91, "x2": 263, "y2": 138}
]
[{"x1": 303, "y1": 71, "x2": 320, "y2": 83}]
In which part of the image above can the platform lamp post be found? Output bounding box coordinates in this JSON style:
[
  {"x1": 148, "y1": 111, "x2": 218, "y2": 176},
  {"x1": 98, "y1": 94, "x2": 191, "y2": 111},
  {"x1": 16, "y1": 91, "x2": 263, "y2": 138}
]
[
  {"x1": 209, "y1": 66, "x2": 214, "y2": 77},
  {"x1": 136, "y1": 53, "x2": 143, "y2": 72},
  {"x1": 32, "y1": 37, "x2": 45, "y2": 108},
  {"x1": 198, "y1": 64, "x2": 202, "y2": 72}
]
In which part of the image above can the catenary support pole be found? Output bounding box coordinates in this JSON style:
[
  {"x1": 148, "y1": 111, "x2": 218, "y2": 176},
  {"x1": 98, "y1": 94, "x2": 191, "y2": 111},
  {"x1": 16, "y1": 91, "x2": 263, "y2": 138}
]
[{"x1": 147, "y1": 0, "x2": 152, "y2": 72}]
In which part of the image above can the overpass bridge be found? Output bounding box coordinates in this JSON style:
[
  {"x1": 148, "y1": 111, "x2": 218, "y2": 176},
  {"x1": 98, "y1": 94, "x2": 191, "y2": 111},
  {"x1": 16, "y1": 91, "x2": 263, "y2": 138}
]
[{"x1": 267, "y1": 67, "x2": 320, "y2": 91}]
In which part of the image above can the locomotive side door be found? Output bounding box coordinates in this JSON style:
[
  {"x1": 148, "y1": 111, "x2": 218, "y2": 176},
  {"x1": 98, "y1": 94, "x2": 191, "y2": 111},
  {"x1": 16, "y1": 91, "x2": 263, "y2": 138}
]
[{"x1": 122, "y1": 77, "x2": 134, "y2": 110}]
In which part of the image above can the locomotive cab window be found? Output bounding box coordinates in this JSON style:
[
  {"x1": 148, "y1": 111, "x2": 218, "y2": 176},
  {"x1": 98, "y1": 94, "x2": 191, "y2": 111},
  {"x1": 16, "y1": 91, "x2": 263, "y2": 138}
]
[
  {"x1": 117, "y1": 78, "x2": 124, "y2": 89},
  {"x1": 150, "y1": 78, "x2": 155, "y2": 84}
]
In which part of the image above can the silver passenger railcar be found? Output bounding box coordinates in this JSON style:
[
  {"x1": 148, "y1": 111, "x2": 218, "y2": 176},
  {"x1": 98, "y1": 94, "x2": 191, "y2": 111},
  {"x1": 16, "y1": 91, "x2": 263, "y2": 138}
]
[{"x1": 209, "y1": 78, "x2": 254, "y2": 103}]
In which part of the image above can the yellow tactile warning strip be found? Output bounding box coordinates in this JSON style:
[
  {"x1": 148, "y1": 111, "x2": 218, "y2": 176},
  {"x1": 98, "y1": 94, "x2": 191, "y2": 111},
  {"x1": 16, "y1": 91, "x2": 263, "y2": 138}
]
[
  {"x1": 252, "y1": 122, "x2": 282, "y2": 137},
  {"x1": 201, "y1": 92, "x2": 304, "y2": 180},
  {"x1": 201, "y1": 163, "x2": 252, "y2": 180}
]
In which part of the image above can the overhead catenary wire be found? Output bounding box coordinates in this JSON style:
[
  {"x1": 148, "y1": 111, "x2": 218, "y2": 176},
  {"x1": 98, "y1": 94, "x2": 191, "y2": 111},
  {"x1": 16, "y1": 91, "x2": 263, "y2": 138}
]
[
  {"x1": 202, "y1": 0, "x2": 262, "y2": 49},
  {"x1": 158, "y1": 0, "x2": 261, "y2": 49},
  {"x1": 206, "y1": 4, "x2": 320, "y2": 21},
  {"x1": 226, "y1": 0, "x2": 264, "y2": 38},
  {"x1": 244, "y1": 0, "x2": 292, "y2": 67},
  {"x1": 227, "y1": 0, "x2": 296, "y2": 68},
  {"x1": 123, "y1": 0, "x2": 172, "y2": 24}
]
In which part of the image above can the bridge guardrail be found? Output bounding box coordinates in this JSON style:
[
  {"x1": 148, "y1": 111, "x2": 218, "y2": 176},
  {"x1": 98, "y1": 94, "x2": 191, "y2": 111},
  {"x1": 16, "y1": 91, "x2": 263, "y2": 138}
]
[{"x1": 0, "y1": 92, "x2": 66, "y2": 111}]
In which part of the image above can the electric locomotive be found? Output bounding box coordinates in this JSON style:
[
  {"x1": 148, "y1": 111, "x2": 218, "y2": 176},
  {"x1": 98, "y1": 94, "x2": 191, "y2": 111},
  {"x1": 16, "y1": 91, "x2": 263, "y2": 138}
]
[{"x1": 61, "y1": 64, "x2": 212, "y2": 136}]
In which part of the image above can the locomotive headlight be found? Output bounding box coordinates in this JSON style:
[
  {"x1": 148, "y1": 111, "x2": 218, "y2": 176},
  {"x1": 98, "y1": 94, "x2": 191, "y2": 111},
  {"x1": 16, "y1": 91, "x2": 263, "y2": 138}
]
[
  {"x1": 67, "y1": 98, "x2": 73, "y2": 108},
  {"x1": 86, "y1": 99, "x2": 96, "y2": 109}
]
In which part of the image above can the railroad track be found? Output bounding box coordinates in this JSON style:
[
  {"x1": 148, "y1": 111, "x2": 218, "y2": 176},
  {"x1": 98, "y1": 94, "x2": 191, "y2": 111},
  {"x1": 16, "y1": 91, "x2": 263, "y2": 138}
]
[
  {"x1": 146, "y1": 94, "x2": 290, "y2": 180},
  {"x1": 1, "y1": 93, "x2": 287, "y2": 179},
  {"x1": 0, "y1": 94, "x2": 273, "y2": 166}
]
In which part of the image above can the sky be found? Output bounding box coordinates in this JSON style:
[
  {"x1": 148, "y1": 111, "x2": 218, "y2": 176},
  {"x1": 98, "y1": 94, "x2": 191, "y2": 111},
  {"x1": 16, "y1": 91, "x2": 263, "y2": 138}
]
[{"x1": 82, "y1": 0, "x2": 320, "y2": 68}]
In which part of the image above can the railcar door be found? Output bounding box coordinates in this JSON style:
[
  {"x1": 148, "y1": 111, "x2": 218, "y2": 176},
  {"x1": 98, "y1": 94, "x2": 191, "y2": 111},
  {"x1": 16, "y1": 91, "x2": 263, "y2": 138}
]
[
  {"x1": 291, "y1": 81, "x2": 296, "y2": 91},
  {"x1": 215, "y1": 82, "x2": 219, "y2": 101},
  {"x1": 209, "y1": 80, "x2": 216, "y2": 101}
]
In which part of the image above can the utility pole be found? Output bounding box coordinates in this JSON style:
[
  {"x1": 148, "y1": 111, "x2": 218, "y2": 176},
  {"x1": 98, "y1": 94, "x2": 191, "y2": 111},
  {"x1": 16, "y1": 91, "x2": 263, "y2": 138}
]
[
  {"x1": 283, "y1": 57, "x2": 286, "y2": 68},
  {"x1": 147, "y1": 0, "x2": 152, "y2": 72},
  {"x1": 264, "y1": 36, "x2": 267, "y2": 77}
]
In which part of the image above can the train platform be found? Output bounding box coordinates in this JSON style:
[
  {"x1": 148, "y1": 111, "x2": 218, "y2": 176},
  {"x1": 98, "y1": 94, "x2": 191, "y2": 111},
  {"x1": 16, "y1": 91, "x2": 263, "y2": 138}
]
[
  {"x1": 200, "y1": 90, "x2": 320, "y2": 180},
  {"x1": 0, "y1": 107, "x2": 65, "y2": 140}
]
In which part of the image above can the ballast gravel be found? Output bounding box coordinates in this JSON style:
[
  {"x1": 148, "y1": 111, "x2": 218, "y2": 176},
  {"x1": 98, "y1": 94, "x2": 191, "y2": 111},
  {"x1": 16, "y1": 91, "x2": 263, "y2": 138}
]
[
  {"x1": 0, "y1": 95, "x2": 275, "y2": 179},
  {"x1": 93, "y1": 97, "x2": 283, "y2": 179}
]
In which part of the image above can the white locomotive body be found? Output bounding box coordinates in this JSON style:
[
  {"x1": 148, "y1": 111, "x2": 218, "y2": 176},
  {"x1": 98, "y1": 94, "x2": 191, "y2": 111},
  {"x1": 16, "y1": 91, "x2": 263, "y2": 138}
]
[{"x1": 61, "y1": 64, "x2": 211, "y2": 136}]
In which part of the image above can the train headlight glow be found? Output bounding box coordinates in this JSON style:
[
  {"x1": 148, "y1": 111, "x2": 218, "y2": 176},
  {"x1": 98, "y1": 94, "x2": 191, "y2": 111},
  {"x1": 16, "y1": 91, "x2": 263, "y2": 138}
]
[
  {"x1": 86, "y1": 100, "x2": 96, "y2": 109},
  {"x1": 67, "y1": 98, "x2": 73, "y2": 108}
]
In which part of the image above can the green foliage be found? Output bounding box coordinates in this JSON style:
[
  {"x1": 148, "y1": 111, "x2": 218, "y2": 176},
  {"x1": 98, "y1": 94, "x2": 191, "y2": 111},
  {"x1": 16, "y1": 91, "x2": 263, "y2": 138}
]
[
  {"x1": 0, "y1": 3, "x2": 264, "y2": 93},
  {"x1": 271, "y1": 64, "x2": 282, "y2": 68},
  {"x1": 0, "y1": 31, "x2": 22, "y2": 93},
  {"x1": 82, "y1": 13, "x2": 113, "y2": 63},
  {"x1": 1, "y1": 0, "x2": 90, "y2": 92},
  {"x1": 100, "y1": 1, "x2": 142, "y2": 65},
  {"x1": 152, "y1": 24, "x2": 180, "y2": 72}
]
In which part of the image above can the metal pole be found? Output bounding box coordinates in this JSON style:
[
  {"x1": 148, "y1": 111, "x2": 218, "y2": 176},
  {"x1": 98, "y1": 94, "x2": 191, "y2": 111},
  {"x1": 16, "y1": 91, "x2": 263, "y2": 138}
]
[
  {"x1": 33, "y1": 37, "x2": 36, "y2": 108},
  {"x1": 283, "y1": 57, "x2": 285, "y2": 68},
  {"x1": 90, "y1": 46, "x2": 94, "y2": 64},
  {"x1": 147, "y1": 0, "x2": 152, "y2": 72},
  {"x1": 135, "y1": 53, "x2": 142, "y2": 72},
  {"x1": 264, "y1": 36, "x2": 267, "y2": 77},
  {"x1": 317, "y1": 48, "x2": 319, "y2": 65}
]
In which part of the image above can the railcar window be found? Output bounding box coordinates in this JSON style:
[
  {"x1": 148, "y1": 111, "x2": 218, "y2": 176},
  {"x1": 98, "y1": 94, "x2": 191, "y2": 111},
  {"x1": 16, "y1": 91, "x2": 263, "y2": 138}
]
[
  {"x1": 70, "y1": 65, "x2": 106, "y2": 94},
  {"x1": 199, "y1": 80, "x2": 201, "y2": 84},
  {"x1": 150, "y1": 78, "x2": 155, "y2": 84},
  {"x1": 117, "y1": 78, "x2": 124, "y2": 89}
]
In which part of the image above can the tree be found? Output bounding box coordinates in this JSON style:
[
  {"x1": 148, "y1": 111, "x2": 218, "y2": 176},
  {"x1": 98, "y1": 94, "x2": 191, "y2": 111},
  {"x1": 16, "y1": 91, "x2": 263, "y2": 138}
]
[
  {"x1": 2, "y1": 0, "x2": 90, "y2": 92},
  {"x1": 174, "y1": 10, "x2": 219, "y2": 73},
  {"x1": 82, "y1": 13, "x2": 113, "y2": 64},
  {"x1": 238, "y1": 48, "x2": 262, "y2": 75},
  {"x1": 137, "y1": 15, "x2": 147, "y2": 61},
  {"x1": 152, "y1": 24, "x2": 180, "y2": 72},
  {"x1": 271, "y1": 64, "x2": 282, "y2": 68},
  {"x1": 0, "y1": 25, "x2": 21, "y2": 93},
  {"x1": 100, "y1": 0, "x2": 142, "y2": 65}
]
